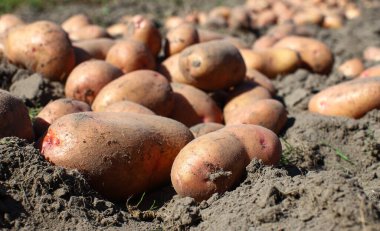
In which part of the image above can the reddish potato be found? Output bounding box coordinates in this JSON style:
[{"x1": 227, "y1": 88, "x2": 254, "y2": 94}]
[
  {"x1": 164, "y1": 23, "x2": 199, "y2": 57},
  {"x1": 338, "y1": 58, "x2": 364, "y2": 78},
  {"x1": 359, "y1": 65, "x2": 380, "y2": 78},
  {"x1": 41, "y1": 112, "x2": 194, "y2": 201},
  {"x1": 92, "y1": 70, "x2": 174, "y2": 116},
  {"x1": 102, "y1": 100, "x2": 155, "y2": 115},
  {"x1": 0, "y1": 89, "x2": 34, "y2": 141},
  {"x1": 65, "y1": 60, "x2": 123, "y2": 105},
  {"x1": 190, "y1": 122, "x2": 224, "y2": 138}
]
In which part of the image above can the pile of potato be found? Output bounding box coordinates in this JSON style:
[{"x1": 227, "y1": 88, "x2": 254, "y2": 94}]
[{"x1": 0, "y1": 0, "x2": 378, "y2": 202}]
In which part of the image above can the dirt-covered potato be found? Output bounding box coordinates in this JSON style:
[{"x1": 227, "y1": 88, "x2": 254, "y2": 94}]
[
  {"x1": 169, "y1": 83, "x2": 223, "y2": 127},
  {"x1": 41, "y1": 112, "x2": 194, "y2": 201},
  {"x1": 0, "y1": 89, "x2": 34, "y2": 141},
  {"x1": 178, "y1": 40, "x2": 246, "y2": 91},
  {"x1": 92, "y1": 70, "x2": 175, "y2": 116},
  {"x1": 102, "y1": 100, "x2": 155, "y2": 115},
  {"x1": 190, "y1": 122, "x2": 224, "y2": 138},
  {"x1": 338, "y1": 58, "x2": 364, "y2": 78},
  {"x1": 308, "y1": 77, "x2": 380, "y2": 118},
  {"x1": 73, "y1": 38, "x2": 115, "y2": 60},
  {"x1": 5, "y1": 21, "x2": 75, "y2": 81},
  {"x1": 65, "y1": 60, "x2": 123, "y2": 105},
  {"x1": 33, "y1": 98, "x2": 91, "y2": 138},
  {"x1": 164, "y1": 23, "x2": 199, "y2": 57}
]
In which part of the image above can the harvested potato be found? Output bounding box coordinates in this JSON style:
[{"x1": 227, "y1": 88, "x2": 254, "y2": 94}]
[
  {"x1": 308, "y1": 77, "x2": 380, "y2": 118},
  {"x1": 41, "y1": 112, "x2": 194, "y2": 201},
  {"x1": 102, "y1": 100, "x2": 155, "y2": 115},
  {"x1": 197, "y1": 29, "x2": 225, "y2": 43},
  {"x1": 169, "y1": 83, "x2": 223, "y2": 127},
  {"x1": 274, "y1": 36, "x2": 333, "y2": 74},
  {"x1": 5, "y1": 21, "x2": 75, "y2": 81},
  {"x1": 164, "y1": 23, "x2": 199, "y2": 56},
  {"x1": 359, "y1": 65, "x2": 380, "y2": 78},
  {"x1": 33, "y1": 98, "x2": 91, "y2": 137},
  {"x1": 293, "y1": 9, "x2": 324, "y2": 25},
  {"x1": 107, "y1": 23, "x2": 128, "y2": 37},
  {"x1": 73, "y1": 38, "x2": 115, "y2": 60},
  {"x1": 171, "y1": 124, "x2": 281, "y2": 201},
  {"x1": 65, "y1": 60, "x2": 123, "y2": 105},
  {"x1": 258, "y1": 48, "x2": 301, "y2": 78},
  {"x1": 92, "y1": 70, "x2": 175, "y2": 116},
  {"x1": 178, "y1": 40, "x2": 246, "y2": 90},
  {"x1": 363, "y1": 46, "x2": 380, "y2": 62},
  {"x1": 252, "y1": 35, "x2": 278, "y2": 51},
  {"x1": 158, "y1": 53, "x2": 187, "y2": 83},
  {"x1": 254, "y1": 10, "x2": 277, "y2": 28},
  {"x1": 190, "y1": 122, "x2": 224, "y2": 138},
  {"x1": 224, "y1": 99, "x2": 288, "y2": 134},
  {"x1": 238, "y1": 49, "x2": 265, "y2": 72},
  {"x1": 68, "y1": 25, "x2": 109, "y2": 41},
  {"x1": 62, "y1": 14, "x2": 91, "y2": 33},
  {"x1": 245, "y1": 68, "x2": 276, "y2": 95},
  {"x1": 322, "y1": 14, "x2": 343, "y2": 29},
  {"x1": 164, "y1": 16, "x2": 186, "y2": 30},
  {"x1": 105, "y1": 39, "x2": 155, "y2": 74},
  {"x1": 0, "y1": 89, "x2": 34, "y2": 141},
  {"x1": 228, "y1": 6, "x2": 251, "y2": 30},
  {"x1": 0, "y1": 14, "x2": 24, "y2": 34},
  {"x1": 338, "y1": 58, "x2": 364, "y2": 78}
]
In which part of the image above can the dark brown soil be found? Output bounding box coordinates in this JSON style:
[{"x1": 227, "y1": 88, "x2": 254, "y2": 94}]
[{"x1": 0, "y1": 1, "x2": 379, "y2": 230}]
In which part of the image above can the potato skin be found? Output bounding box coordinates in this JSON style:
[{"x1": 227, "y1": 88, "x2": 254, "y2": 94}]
[
  {"x1": 164, "y1": 23, "x2": 199, "y2": 56},
  {"x1": 73, "y1": 38, "x2": 115, "y2": 60},
  {"x1": 0, "y1": 89, "x2": 34, "y2": 141},
  {"x1": 102, "y1": 100, "x2": 155, "y2": 115},
  {"x1": 308, "y1": 77, "x2": 380, "y2": 118},
  {"x1": 92, "y1": 70, "x2": 175, "y2": 116},
  {"x1": 245, "y1": 69, "x2": 276, "y2": 95},
  {"x1": 41, "y1": 112, "x2": 194, "y2": 201},
  {"x1": 169, "y1": 83, "x2": 223, "y2": 127},
  {"x1": 238, "y1": 49, "x2": 265, "y2": 72},
  {"x1": 338, "y1": 58, "x2": 364, "y2": 78},
  {"x1": 259, "y1": 48, "x2": 301, "y2": 78},
  {"x1": 62, "y1": 14, "x2": 91, "y2": 33},
  {"x1": 0, "y1": 14, "x2": 24, "y2": 34},
  {"x1": 65, "y1": 60, "x2": 123, "y2": 105},
  {"x1": 5, "y1": 21, "x2": 75, "y2": 81},
  {"x1": 178, "y1": 40, "x2": 246, "y2": 91},
  {"x1": 158, "y1": 53, "x2": 187, "y2": 83},
  {"x1": 190, "y1": 122, "x2": 224, "y2": 138},
  {"x1": 359, "y1": 65, "x2": 380, "y2": 78}
]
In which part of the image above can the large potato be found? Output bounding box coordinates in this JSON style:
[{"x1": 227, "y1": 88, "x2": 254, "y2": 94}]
[
  {"x1": 308, "y1": 77, "x2": 380, "y2": 118},
  {"x1": 92, "y1": 70, "x2": 175, "y2": 116},
  {"x1": 65, "y1": 60, "x2": 123, "y2": 105},
  {"x1": 5, "y1": 21, "x2": 75, "y2": 81},
  {"x1": 178, "y1": 40, "x2": 246, "y2": 91},
  {"x1": 0, "y1": 89, "x2": 34, "y2": 141},
  {"x1": 41, "y1": 112, "x2": 194, "y2": 201}
]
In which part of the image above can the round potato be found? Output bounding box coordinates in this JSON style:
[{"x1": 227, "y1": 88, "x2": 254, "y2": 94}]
[
  {"x1": 68, "y1": 24, "x2": 109, "y2": 41},
  {"x1": 338, "y1": 58, "x2": 364, "y2": 78},
  {"x1": 258, "y1": 48, "x2": 301, "y2": 78},
  {"x1": 164, "y1": 23, "x2": 199, "y2": 57}
]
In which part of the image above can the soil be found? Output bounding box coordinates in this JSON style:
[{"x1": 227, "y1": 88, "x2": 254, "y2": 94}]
[{"x1": 0, "y1": 1, "x2": 380, "y2": 230}]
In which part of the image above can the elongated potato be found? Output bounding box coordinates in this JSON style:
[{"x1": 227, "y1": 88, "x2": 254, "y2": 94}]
[
  {"x1": 65, "y1": 60, "x2": 123, "y2": 105},
  {"x1": 0, "y1": 89, "x2": 34, "y2": 141},
  {"x1": 245, "y1": 69, "x2": 276, "y2": 95},
  {"x1": 259, "y1": 48, "x2": 301, "y2": 78},
  {"x1": 190, "y1": 122, "x2": 224, "y2": 138},
  {"x1": 360, "y1": 65, "x2": 380, "y2": 78},
  {"x1": 171, "y1": 124, "x2": 281, "y2": 201},
  {"x1": 274, "y1": 36, "x2": 333, "y2": 74},
  {"x1": 238, "y1": 49, "x2": 265, "y2": 72},
  {"x1": 169, "y1": 83, "x2": 223, "y2": 127},
  {"x1": 41, "y1": 112, "x2": 194, "y2": 201},
  {"x1": 164, "y1": 23, "x2": 199, "y2": 56},
  {"x1": 5, "y1": 21, "x2": 75, "y2": 81},
  {"x1": 102, "y1": 100, "x2": 155, "y2": 115},
  {"x1": 308, "y1": 77, "x2": 380, "y2": 118},
  {"x1": 178, "y1": 40, "x2": 246, "y2": 90},
  {"x1": 33, "y1": 98, "x2": 91, "y2": 137},
  {"x1": 73, "y1": 38, "x2": 115, "y2": 60},
  {"x1": 92, "y1": 70, "x2": 174, "y2": 116}
]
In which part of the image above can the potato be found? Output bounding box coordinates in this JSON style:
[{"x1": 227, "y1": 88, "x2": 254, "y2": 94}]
[
  {"x1": 238, "y1": 49, "x2": 265, "y2": 72},
  {"x1": 158, "y1": 53, "x2": 186, "y2": 83},
  {"x1": 190, "y1": 122, "x2": 224, "y2": 138},
  {"x1": 228, "y1": 6, "x2": 251, "y2": 30},
  {"x1": 223, "y1": 37, "x2": 250, "y2": 49},
  {"x1": 169, "y1": 83, "x2": 223, "y2": 127},
  {"x1": 171, "y1": 124, "x2": 281, "y2": 201},
  {"x1": 102, "y1": 100, "x2": 155, "y2": 115},
  {"x1": 359, "y1": 65, "x2": 380, "y2": 78},
  {"x1": 252, "y1": 35, "x2": 278, "y2": 51},
  {"x1": 0, "y1": 89, "x2": 34, "y2": 141},
  {"x1": 322, "y1": 14, "x2": 343, "y2": 29},
  {"x1": 246, "y1": 68, "x2": 276, "y2": 95},
  {"x1": 209, "y1": 6, "x2": 231, "y2": 20},
  {"x1": 0, "y1": 14, "x2": 24, "y2": 34},
  {"x1": 73, "y1": 38, "x2": 115, "y2": 60},
  {"x1": 125, "y1": 15, "x2": 161, "y2": 57},
  {"x1": 65, "y1": 60, "x2": 123, "y2": 105},
  {"x1": 338, "y1": 58, "x2": 364, "y2": 78},
  {"x1": 178, "y1": 40, "x2": 246, "y2": 91},
  {"x1": 107, "y1": 23, "x2": 128, "y2": 38},
  {"x1": 197, "y1": 29, "x2": 225, "y2": 43},
  {"x1": 5, "y1": 21, "x2": 75, "y2": 81},
  {"x1": 164, "y1": 23, "x2": 199, "y2": 57},
  {"x1": 164, "y1": 16, "x2": 186, "y2": 30},
  {"x1": 68, "y1": 25, "x2": 109, "y2": 41},
  {"x1": 62, "y1": 14, "x2": 91, "y2": 33},
  {"x1": 308, "y1": 77, "x2": 380, "y2": 118},
  {"x1": 41, "y1": 112, "x2": 194, "y2": 201},
  {"x1": 105, "y1": 39, "x2": 155, "y2": 74},
  {"x1": 363, "y1": 46, "x2": 380, "y2": 62},
  {"x1": 33, "y1": 98, "x2": 91, "y2": 137},
  {"x1": 73, "y1": 46, "x2": 92, "y2": 65},
  {"x1": 225, "y1": 99, "x2": 288, "y2": 134},
  {"x1": 274, "y1": 36, "x2": 333, "y2": 74},
  {"x1": 258, "y1": 48, "x2": 301, "y2": 78},
  {"x1": 293, "y1": 9, "x2": 324, "y2": 25},
  {"x1": 92, "y1": 70, "x2": 175, "y2": 116},
  {"x1": 253, "y1": 10, "x2": 277, "y2": 28}
]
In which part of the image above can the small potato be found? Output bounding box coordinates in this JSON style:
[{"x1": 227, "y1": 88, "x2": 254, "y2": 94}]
[
  {"x1": 107, "y1": 23, "x2": 128, "y2": 38},
  {"x1": 253, "y1": 10, "x2": 277, "y2": 28},
  {"x1": 0, "y1": 89, "x2": 34, "y2": 141},
  {"x1": 5, "y1": 21, "x2": 75, "y2": 81},
  {"x1": 338, "y1": 58, "x2": 364, "y2": 78},
  {"x1": 164, "y1": 23, "x2": 199, "y2": 57},
  {"x1": 224, "y1": 99, "x2": 288, "y2": 134},
  {"x1": 245, "y1": 68, "x2": 276, "y2": 95},
  {"x1": 41, "y1": 112, "x2": 194, "y2": 201},
  {"x1": 308, "y1": 77, "x2": 380, "y2": 118},
  {"x1": 33, "y1": 98, "x2": 91, "y2": 137},
  {"x1": 0, "y1": 14, "x2": 24, "y2": 34},
  {"x1": 125, "y1": 15, "x2": 162, "y2": 57},
  {"x1": 171, "y1": 124, "x2": 281, "y2": 201},
  {"x1": 65, "y1": 60, "x2": 123, "y2": 105},
  {"x1": 62, "y1": 14, "x2": 91, "y2": 33},
  {"x1": 252, "y1": 35, "x2": 278, "y2": 51},
  {"x1": 190, "y1": 122, "x2": 224, "y2": 138},
  {"x1": 197, "y1": 29, "x2": 225, "y2": 43},
  {"x1": 359, "y1": 65, "x2": 380, "y2": 78},
  {"x1": 322, "y1": 14, "x2": 344, "y2": 29},
  {"x1": 363, "y1": 46, "x2": 380, "y2": 62},
  {"x1": 258, "y1": 48, "x2": 301, "y2": 78},
  {"x1": 73, "y1": 38, "x2": 115, "y2": 60},
  {"x1": 164, "y1": 16, "x2": 186, "y2": 30},
  {"x1": 158, "y1": 53, "x2": 187, "y2": 83},
  {"x1": 68, "y1": 25, "x2": 109, "y2": 41},
  {"x1": 293, "y1": 9, "x2": 324, "y2": 25},
  {"x1": 92, "y1": 70, "x2": 174, "y2": 116},
  {"x1": 178, "y1": 40, "x2": 246, "y2": 91},
  {"x1": 228, "y1": 6, "x2": 251, "y2": 30},
  {"x1": 238, "y1": 49, "x2": 265, "y2": 72},
  {"x1": 274, "y1": 36, "x2": 333, "y2": 74},
  {"x1": 102, "y1": 100, "x2": 155, "y2": 115},
  {"x1": 105, "y1": 39, "x2": 156, "y2": 74},
  {"x1": 169, "y1": 83, "x2": 223, "y2": 127}
]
